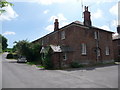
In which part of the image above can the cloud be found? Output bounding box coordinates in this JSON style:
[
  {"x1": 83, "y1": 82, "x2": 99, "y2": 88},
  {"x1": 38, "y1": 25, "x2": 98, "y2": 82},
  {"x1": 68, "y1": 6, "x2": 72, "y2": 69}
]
[
  {"x1": 43, "y1": 10, "x2": 49, "y2": 14},
  {"x1": 3, "y1": 31, "x2": 16, "y2": 35},
  {"x1": 45, "y1": 25, "x2": 54, "y2": 32},
  {"x1": 109, "y1": 3, "x2": 118, "y2": 16},
  {"x1": 92, "y1": 9, "x2": 103, "y2": 19},
  {"x1": 0, "y1": 5, "x2": 18, "y2": 21},
  {"x1": 45, "y1": 13, "x2": 69, "y2": 32},
  {"x1": 49, "y1": 13, "x2": 67, "y2": 22},
  {"x1": 99, "y1": 25, "x2": 111, "y2": 31},
  {"x1": 112, "y1": 19, "x2": 118, "y2": 27},
  {"x1": 8, "y1": 0, "x2": 117, "y2": 3}
]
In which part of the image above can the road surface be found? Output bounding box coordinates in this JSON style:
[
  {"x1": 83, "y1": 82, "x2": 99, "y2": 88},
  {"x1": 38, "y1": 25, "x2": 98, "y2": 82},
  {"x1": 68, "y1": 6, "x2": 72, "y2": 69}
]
[{"x1": 2, "y1": 53, "x2": 118, "y2": 88}]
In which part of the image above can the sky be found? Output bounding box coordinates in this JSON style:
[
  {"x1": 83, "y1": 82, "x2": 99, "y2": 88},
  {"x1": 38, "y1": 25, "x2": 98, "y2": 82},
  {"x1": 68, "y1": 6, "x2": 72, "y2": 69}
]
[{"x1": 0, "y1": 0, "x2": 119, "y2": 48}]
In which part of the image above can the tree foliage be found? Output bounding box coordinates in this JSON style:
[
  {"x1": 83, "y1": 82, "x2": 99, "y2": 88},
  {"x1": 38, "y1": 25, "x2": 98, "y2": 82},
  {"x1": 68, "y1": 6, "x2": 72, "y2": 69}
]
[
  {"x1": 0, "y1": 34, "x2": 8, "y2": 51},
  {"x1": 0, "y1": 0, "x2": 13, "y2": 14},
  {"x1": 13, "y1": 40, "x2": 42, "y2": 62}
]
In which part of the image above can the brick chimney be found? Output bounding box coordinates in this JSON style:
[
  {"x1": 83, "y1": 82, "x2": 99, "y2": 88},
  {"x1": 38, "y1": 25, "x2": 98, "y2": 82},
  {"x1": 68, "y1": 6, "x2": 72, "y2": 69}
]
[
  {"x1": 54, "y1": 19, "x2": 59, "y2": 31},
  {"x1": 83, "y1": 6, "x2": 92, "y2": 26},
  {"x1": 117, "y1": 25, "x2": 120, "y2": 34}
]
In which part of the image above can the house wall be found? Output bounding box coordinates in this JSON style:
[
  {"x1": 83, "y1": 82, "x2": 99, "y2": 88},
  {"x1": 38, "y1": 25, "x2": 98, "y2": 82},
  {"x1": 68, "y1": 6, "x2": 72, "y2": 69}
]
[
  {"x1": 113, "y1": 39, "x2": 120, "y2": 60},
  {"x1": 33, "y1": 24, "x2": 114, "y2": 68},
  {"x1": 58, "y1": 25, "x2": 114, "y2": 67}
]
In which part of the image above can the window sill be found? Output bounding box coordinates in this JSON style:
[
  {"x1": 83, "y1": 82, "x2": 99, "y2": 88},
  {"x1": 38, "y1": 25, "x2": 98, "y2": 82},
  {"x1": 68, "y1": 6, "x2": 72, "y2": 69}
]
[{"x1": 81, "y1": 54, "x2": 87, "y2": 56}]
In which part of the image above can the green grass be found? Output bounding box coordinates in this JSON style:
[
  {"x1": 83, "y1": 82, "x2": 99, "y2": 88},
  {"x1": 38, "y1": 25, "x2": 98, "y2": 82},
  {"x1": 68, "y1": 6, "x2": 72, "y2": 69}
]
[
  {"x1": 26, "y1": 62, "x2": 35, "y2": 65},
  {"x1": 26, "y1": 62, "x2": 45, "y2": 68},
  {"x1": 36, "y1": 65, "x2": 44, "y2": 68}
]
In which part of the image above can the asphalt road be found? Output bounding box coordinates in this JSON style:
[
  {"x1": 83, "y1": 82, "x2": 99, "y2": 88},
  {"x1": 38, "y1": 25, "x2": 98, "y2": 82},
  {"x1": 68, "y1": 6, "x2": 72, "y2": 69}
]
[{"x1": 2, "y1": 53, "x2": 118, "y2": 88}]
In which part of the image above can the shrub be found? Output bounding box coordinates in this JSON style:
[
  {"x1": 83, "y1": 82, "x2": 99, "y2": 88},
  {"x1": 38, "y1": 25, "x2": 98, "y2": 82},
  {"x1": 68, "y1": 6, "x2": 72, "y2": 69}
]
[
  {"x1": 115, "y1": 57, "x2": 120, "y2": 62},
  {"x1": 70, "y1": 61, "x2": 84, "y2": 68},
  {"x1": 42, "y1": 51, "x2": 53, "y2": 69},
  {"x1": 13, "y1": 54, "x2": 18, "y2": 59},
  {"x1": 6, "y1": 53, "x2": 13, "y2": 59}
]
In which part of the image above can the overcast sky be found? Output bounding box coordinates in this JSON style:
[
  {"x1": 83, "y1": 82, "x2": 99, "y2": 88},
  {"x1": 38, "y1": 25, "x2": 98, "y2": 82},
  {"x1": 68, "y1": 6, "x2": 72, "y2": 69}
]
[{"x1": 0, "y1": 0, "x2": 119, "y2": 48}]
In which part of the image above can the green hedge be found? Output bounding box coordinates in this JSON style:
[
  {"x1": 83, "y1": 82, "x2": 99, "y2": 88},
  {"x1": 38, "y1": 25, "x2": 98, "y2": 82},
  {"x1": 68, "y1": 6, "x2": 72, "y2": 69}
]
[
  {"x1": 70, "y1": 61, "x2": 84, "y2": 68},
  {"x1": 6, "y1": 53, "x2": 13, "y2": 59}
]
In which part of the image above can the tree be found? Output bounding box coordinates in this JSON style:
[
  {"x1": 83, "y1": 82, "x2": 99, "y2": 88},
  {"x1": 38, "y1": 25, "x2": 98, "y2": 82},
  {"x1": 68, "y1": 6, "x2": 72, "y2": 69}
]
[
  {"x1": 0, "y1": 0, "x2": 13, "y2": 14},
  {"x1": 0, "y1": 34, "x2": 8, "y2": 51},
  {"x1": 13, "y1": 40, "x2": 42, "y2": 62}
]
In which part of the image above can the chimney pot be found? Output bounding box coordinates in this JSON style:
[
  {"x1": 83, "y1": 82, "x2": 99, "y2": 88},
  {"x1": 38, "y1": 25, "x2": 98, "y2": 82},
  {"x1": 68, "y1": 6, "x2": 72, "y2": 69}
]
[
  {"x1": 54, "y1": 19, "x2": 59, "y2": 31},
  {"x1": 83, "y1": 6, "x2": 92, "y2": 26},
  {"x1": 117, "y1": 25, "x2": 120, "y2": 34}
]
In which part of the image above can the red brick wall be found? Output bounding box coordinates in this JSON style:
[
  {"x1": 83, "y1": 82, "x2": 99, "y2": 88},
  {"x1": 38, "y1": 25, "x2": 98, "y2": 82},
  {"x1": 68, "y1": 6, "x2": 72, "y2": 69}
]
[
  {"x1": 113, "y1": 39, "x2": 120, "y2": 60},
  {"x1": 33, "y1": 24, "x2": 114, "y2": 68}
]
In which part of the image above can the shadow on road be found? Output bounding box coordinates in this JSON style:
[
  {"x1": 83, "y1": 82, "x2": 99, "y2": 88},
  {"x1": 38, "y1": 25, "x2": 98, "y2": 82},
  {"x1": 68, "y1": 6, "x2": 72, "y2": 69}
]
[{"x1": 63, "y1": 64, "x2": 118, "y2": 72}]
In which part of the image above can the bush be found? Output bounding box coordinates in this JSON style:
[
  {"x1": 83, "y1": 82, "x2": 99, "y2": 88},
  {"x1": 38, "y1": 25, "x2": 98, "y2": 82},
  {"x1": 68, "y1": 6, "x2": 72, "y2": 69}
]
[
  {"x1": 70, "y1": 61, "x2": 84, "y2": 68},
  {"x1": 42, "y1": 52, "x2": 53, "y2": 69},
  {"x1": 6, "y1": 53, "x2": 13, "y2": 59},
  {"x1": 13, "y1": 54, "x2": 18, "y2": 59},
  {"x1": 115, "y1": 57, "x2": 120, "y2": 62}
]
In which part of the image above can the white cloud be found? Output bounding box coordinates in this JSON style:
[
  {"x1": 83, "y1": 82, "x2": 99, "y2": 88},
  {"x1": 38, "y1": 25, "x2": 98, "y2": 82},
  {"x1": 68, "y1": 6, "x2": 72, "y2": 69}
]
[
  {"x1": 92, "y1": 9, "x2": 103, "y2": 19},
  {"x1": 99, "y1": 25, "x2": 111, "y2": 31},
  {"x1": 109, "y1": 3, "x2": 118, "y2": 16},
  {"x1": 8, "y1": 0, "x2": 118, "y2": 3},
  {"x1": 43, "y1": 10, "x2": 49, "y2": 14},
  {"x1": 46, "y1": 13, "x2": 69, "y2": 32},
  {"x1": 49, "y1": 13, "x2": 67, "y2": 22},
  {"x1": 0, "y1": 5, "x2": 18, "y2": 21},
  {"x1": 45, "y1": 25, "x2": 54, "y2": 32},
  {"x1": 3, "y1": 31, "x2": 16, "y2": 35},
  {"x1": 112, "y1": 19, "x2": 118, "y2": 27}
]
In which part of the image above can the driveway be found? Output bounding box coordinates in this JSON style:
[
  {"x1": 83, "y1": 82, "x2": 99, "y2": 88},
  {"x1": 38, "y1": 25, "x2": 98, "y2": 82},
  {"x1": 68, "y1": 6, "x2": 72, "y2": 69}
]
[{"x1": 2, "y1": 53, "x2": 118, "y2": 88}]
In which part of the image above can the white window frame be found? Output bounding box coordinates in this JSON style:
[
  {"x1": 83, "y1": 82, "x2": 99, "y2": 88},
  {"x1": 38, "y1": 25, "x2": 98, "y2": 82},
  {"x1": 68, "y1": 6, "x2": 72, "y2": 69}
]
[
  {"x1": 94, "y1": 31, "x2": 100, "y2": 40},
  {"x1": 63, "y1": 53, "x2": 67, "y2": 60},
  {"x1": 61, "y1": 31, "x2": 65, "y2": 40},
  {"x1": 81, "y1": 43, "x2": 87, "y2": 55},
  {"x1": 105, "y1": 46, "x2": 110, "y2": 55},
  {"x1": 94, "y1": 31, "x2": 97, "y2": 39}
]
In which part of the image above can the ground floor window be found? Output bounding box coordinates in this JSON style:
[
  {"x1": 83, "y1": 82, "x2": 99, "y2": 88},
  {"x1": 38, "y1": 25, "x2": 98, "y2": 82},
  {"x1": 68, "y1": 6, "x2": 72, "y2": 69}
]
[
  {"x1": 105, "y1": 46, "x2": 110, "y2": 55},
  {"x1": 63, "y1": 53, "x2": 67, "y2": 60},
  {"x1": 81, "y1": 43, "x2": 87, "y2": 55},
  {"x1": 97, "y1": 48, "x2": 100, "y2": 56}
]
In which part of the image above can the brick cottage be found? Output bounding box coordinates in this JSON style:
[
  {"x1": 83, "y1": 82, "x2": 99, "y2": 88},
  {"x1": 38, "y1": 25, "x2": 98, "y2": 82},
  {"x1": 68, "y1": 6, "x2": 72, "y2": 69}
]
[
  {"x1": 113, "y1": 26, "x2": 120, "y2": 61},
  {"x1": 32, "y1": 6, "x2": 114, "y2": 68}
]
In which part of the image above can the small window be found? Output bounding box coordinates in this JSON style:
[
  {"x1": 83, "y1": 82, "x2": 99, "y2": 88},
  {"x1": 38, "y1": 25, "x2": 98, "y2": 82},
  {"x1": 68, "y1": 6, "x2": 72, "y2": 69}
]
[
  {"x1": 61, "y1": 31, "x2": 65, "y2": 40},
  {"x1": 81, "y1": 43, "x2": 87, "y2": 55},
  {"x1": 94, "y1": 32, "x2": 97, "y2": 39},
  {"x1": 63, "y1": 53, "x2": 67, "y2": 60},
  {"x1": 42, "y1": 39, "x2": 44, "y2": 45},
  {"x1": 105, "y1": 46, "x2": 110, "y2": 55},
  {"x1": 94, "y1": 31, "x2": 99, "y2": 40},
  {"x1": 97, "y1": 49, "x2": 100, "y2": 56}
]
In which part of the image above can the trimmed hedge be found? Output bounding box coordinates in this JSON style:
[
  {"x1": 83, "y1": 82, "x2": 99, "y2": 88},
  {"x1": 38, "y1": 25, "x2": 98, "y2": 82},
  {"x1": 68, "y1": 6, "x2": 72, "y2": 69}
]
[
  {"x1": 6, "y1": 53, "x2": 13, "y2": 59},
  {"x1": 70, "y1": 61, "x2": 84, "y2": 68}
]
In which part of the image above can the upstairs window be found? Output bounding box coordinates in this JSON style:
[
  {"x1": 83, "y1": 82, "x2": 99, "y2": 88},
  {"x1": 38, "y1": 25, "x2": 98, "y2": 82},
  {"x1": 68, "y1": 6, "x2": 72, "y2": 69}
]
[
  {"x1": 94, "y1": 31, "x2": 99, "y2": 40},
  {"x1": 81, "y1": 43, "x2": 87, "y2": 55},
  {"x1": 105, "y1": 46, "x2": 110, "y2": 55},
  {"x1": 61, "y1": 31, "x2": 65, "y2": 40}
]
